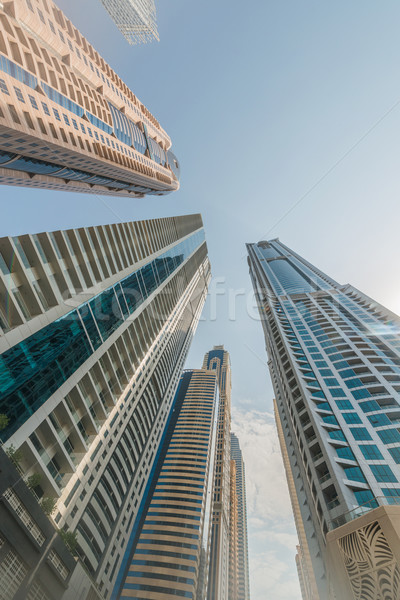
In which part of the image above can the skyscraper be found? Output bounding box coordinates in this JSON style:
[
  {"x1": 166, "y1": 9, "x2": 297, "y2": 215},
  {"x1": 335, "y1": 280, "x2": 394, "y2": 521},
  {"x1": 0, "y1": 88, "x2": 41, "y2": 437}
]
[
  {"x1": 230, "y1": 433, "x2": 250, "y2": 600},
  {"x1": 247, "y1": 238, "x2": 400, "y2": 600},
  {"x1": 0, "y1": 0, "x2": 179, "y2": 198},
  {"x1": 99, "y1": 0, "x2": 160, "y2": 45},
  {"x1": 229, "y1": 459, "x2": 239, "y2": 600},
  {"x1": 115, "y1": 368, "x2": 220, "y2": 599},
  {"x1": 0, "y1": 214, "x2": 210, "y2": 599},
  {"x1": 203, "y1": 346, "x2": 231, "y2": 600}
]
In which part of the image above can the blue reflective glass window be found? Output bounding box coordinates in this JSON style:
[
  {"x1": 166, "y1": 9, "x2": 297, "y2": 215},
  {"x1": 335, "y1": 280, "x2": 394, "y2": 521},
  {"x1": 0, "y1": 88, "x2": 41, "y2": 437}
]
[
  {"x1": 342, "y1": 412, "x2": 362, "y2": 424},
  {"x1": 351, "y1": 389, "x2": 371, "y2": 400},
  {"x1": 388, "y1": 447, "x2": 400, "y2": 464},
  {"x1": 329, "y1": 430, "x2": 347, "y2": 441},
  {"x1": 377, "y1": 429, "x2": 400, "y2": 445},
  {"x1": 322, "y1": 415, "x2": 339, "y2": 425},
  {"x1": 344, "y1": 466, "x2": 367, "y2": 483},
  {"x1": 335, "y1": 400, "x2": 353, "y2": 410},
  {"x1": 370, "y1": 465, "x2": 398, "y2": 483},
  {"x1": 41, "y1": 102, "x2": 50, "y2": 115},
  {"x1": 53, "y1": 108, "x2": 61, "y2": 121},
  {"x1": 382, "y1": 489, "x2": 400, "y2": 504},
  {"x1": 78, "y1": 305, "x2": 102, "y2": 350},
  {"x1": 330, "y1": 388, "x2": 347, "y2": 398},
  {"x1": 324, "y1": 378, "x2": 339, "y2": 387},
  {"x1": 0, "y1": 55, "x2": 37, "y2": 89},
  {"x1": 354, "y1": 490, "x2": 378, "y2": 507},
  {"x1": 367, "y1": 413, "x2": 392, "y2": 427},
  {"x1": 359, "y1": 444, "x2": 384, "y2": 460},
  {"x1": 350, "y1": 428, "x2": 373, "y2": 441},
  {"x1": 359, "y1": 400, "x2": 382, "y2": 413},
  {"x1": 346, "y1": 378, "x2": 363, "y2": 389},
  {"x1": 14, "y1": 87, "x2": 24, "y2": 102},
  {"x1": 336, "y1": 447, "x2": 355, "y2": 460},
  {"x1": 319, "y1": 369, "x2": 333, "y2": 377},
  {"x1": 28, "y1": 95, "x2": 38, "y2": 110},
  {"x1": 0, "y1": 78, "x2": 9, "y2": 95},
  {"x1": 89, "y1": 288, "x2": 124, "y2": 340}
]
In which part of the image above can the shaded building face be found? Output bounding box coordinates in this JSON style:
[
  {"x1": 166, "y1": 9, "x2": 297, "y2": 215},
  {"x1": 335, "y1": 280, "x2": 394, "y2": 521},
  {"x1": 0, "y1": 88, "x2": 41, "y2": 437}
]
[
  {"x1": 247, "y1": 238, "x2": 400, "y2": 599},
  {"x1": 115, "y1": 369, "x2": 220, "y2": 600},
  {"x1": 0, "y1": 214, "x2": 210, "y2": 598},
  {"x1": 0, "y1": 0, "x2": 179, "y2": 197}
]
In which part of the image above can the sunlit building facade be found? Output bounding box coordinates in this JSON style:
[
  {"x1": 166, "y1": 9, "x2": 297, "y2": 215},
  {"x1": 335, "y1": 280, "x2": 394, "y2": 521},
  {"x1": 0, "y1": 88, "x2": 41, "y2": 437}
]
[
  {"x1": 0, "y1": 214, "x2": 210, "y2": 599},
  {"x1": 247, "y1": 238, "x2": 400, "y2": 600},
  {"x1": 203, "y1": 346, "x2": 231, "y2": 600},
  {"x1": 100, "y1": 0, "x2": 160, "y2": 45},
  {"x1": 115, "y1": 368, "x2": 220, "y2": 599},
  {"x1": 0, "y1": 0, "x2": 179, "y2": 198}
]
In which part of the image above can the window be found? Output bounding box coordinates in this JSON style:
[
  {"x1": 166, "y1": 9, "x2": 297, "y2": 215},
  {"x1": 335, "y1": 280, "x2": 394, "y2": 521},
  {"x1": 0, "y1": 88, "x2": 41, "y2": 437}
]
[
  {"x1": 350, "y1": 427, "x2": 373, "y2": 441},
  {"x1": 14, "y1": 87, "x2": 24, "y2": 102},
  {"x1": 0, "y1": 549, "x2": 27, "y2": 599},
  {"x1": 336, "y1": 400, "x2": 353, "y2": 410},
  {"x1": 377, "y1": 429, "x2": 400, "y2": 445},
  {"x1": 382, "y1": 489, "x2": 400, "y2": 504},
  {"x1": 41, "y1": 102, "x2": 50, "y2": 115},
  {"x1": 37, "y1": 10, "x2": 45, "y2": 24},
  {"x1": 58, "y1": 30, "x2": 65, "y2": 44},
  {"x1": 49, "y1": 21, "x2": 56, "y2": 34},
  {"x1": 344, "y1": 466, "x2": 367, "y2": 483},
  {"x1": 63, "y1": 113, "x2": 70, "y2": 126},
  {"x1": 336, "y1": 446, "x2": 355, "y2": 460},
  {"x1": 47, "y1": 549, "x2": 69, "y2": 580},
  {"x1": 370, "y1": 464, "x2": 398, "y2": 483},
  {"x1": 28, "y1": 95, "x2": 38, "y2": 110},
  {"x1": 330, "y1": 388, "x2": 347, "y2": 398},
  {"x1": 359, "y1": 400, "x2": 382, "y2": 413},
  {"x1": 388, "y1": 447, "x2": 400, "y2": 464},
  {"x1": 53, "y1": 108, "x2": 61, "y2": 121},
  {"x1": 367, "y1": 413, "x2": 392, "y2": 427},
  {"x1": 342, "y1": 412, "x2": 362, "y2": 424},
  {"x1": 351, "y1": 389, "x2": 372, "y2": 400},
  {"x1": 0, "y1": 79, "x2": 9, "y2": 95},
  {"x1": 354, "y1": 489, "x2": 377, "y2": 507},
  {"x1": 3, "y1": 488, "x2": 45, "y2": 545},
  {"x1": 359, "y1": 444, "x2": 384, "y2": 460}
]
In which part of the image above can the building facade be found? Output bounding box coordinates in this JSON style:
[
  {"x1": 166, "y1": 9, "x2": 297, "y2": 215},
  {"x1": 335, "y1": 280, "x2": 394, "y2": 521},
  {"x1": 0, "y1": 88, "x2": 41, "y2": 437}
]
[
  {"x1": 247, "y1": 238, "x2": 400, "y2": 599},
  {"x1": 230, "y1": 433, "x2": 250, "y2": 600},
  {"x1": 228, "y1": 459, "x2": 239, "y2": 600},
  {"x1": 115, "y1": 368, "x2": 220, "y2": 599},
  {"x1": 0, "y1": 446, "x2": 103, "y2": 600},
  {"x1": 274, "y1": 399, "x2": 319, "y2": 600},
  {"x1": 0, "y1": 214, "x2": 210, "y2": 599},
  {"x1": 0, "y1": 0, "x2": 179, "y2": 198},
  {"x1": 203, "y1": 346, "x2": 231, "y2": 600},
  {"x1": 100, "y1": 0, "x2": 160, "y2": 45}
]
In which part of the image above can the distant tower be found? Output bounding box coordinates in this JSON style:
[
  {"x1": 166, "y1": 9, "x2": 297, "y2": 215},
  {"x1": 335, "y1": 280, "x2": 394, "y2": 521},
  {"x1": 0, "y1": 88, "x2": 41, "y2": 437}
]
[
  {"x1": 115, "y1": 368, "x2": 220, "y2": 599},
  {"x1": 99, "y1": 0, "x2": 160, "y2": 44},
  {"x1": 230, "y1": 433, "x2": 250, "y2": 600},
  {"x1": 247, "y1": 238, "x2": 400, "y2": 600},
  {"x1": 203, "y1": 346, "x2": 231, "y2": 600},
  {"x1": 229, "y1": 459, "x2": 239, "y2": 600}
]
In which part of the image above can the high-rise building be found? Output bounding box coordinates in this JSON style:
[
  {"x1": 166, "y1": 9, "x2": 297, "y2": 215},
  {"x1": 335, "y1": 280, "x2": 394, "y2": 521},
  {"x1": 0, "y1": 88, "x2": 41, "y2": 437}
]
[
  {"x1": 0, "y1": 214, "x2": 210, "y2": 599},
  {"x1": 115, "y1": 368, "x2": 220, "y2": 599},
  {"x1": 0, "y1": 0, "x2": 179, "y2": 198},
  {"x1": 230, "y1": 433, "x2": 250, "y2": 600},
  {"x1": 99, "y1": 0, "x2": 160, "y2": 45},
  {"x1": 229, "y1": 459, "x2": 239, "y2": 600},
  {"x1": 203, "y1": 346, "x2": 231, "y2": 600},
  {"x1": 247, "y1": 238, "x2": 400, "y2": 600}
]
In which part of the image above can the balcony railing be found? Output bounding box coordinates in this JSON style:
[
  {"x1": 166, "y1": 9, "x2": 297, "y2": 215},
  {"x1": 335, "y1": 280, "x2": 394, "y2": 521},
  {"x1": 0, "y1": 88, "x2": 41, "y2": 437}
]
[{"x1": 329, "y1": 496, "x2": 400, "y2": 530}]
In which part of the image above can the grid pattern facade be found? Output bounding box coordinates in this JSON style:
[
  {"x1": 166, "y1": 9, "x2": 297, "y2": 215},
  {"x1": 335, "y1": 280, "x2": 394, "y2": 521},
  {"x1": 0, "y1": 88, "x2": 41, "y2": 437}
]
[
  {"x1": 247, "y1": 238, "x2": 400, "y2": 598},
  {"x1": 0, "y1": 0, "x2": 179, "y2": 198},
  {"x1": 100, "y1": 0, "x2": 160, "y2": 45},
  {"x1": 203, "y1": 346, "x2": 231, "y2": 600},
  {"x1": 117, "y1": 369, "x2": 220, "y2": 599},
  {"x1": 229, "y1": 459, "x2": 239, "y2": 600},
  {"x1": 0, "y1": 214, "x2": 210, "y2": 599},
  {"x1": 230, "y1": 434, "x2": 250, "y2": 600}
]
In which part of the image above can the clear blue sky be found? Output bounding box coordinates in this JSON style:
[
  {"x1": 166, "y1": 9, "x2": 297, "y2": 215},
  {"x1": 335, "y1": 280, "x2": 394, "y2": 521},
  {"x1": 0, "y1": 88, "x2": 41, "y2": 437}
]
[{"x1": 2, "y1": 0, "x2": 400, "y2": 597}]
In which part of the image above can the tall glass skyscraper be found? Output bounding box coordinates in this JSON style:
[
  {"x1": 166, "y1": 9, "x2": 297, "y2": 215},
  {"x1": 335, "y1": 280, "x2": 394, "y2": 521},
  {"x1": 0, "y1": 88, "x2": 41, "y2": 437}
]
[
  {"x1": 0, "y1": 214, "x2": 210, "y2": 599},
  {"x1": 247, "y1": 239, "x2": 400, "y2": 600},
  {"x1": 115, "y1": 368, "x2": 220, "y2": 599},
  {"x1": 100, "y1": 0, "x2": 160, "y2": 45},
  {"x1": 0, "y1": 0, "x2": 179, "y2": 198},
  {"x1": 203, "y1": 346, "x2": 231, "y2": 600},
  {"x1": 230, "y1": 433, "x2": 250, "y2": 600}
]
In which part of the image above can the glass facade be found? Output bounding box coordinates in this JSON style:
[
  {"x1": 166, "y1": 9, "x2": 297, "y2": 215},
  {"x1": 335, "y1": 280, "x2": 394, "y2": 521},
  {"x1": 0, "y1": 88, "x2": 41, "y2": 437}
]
[{"x1": 0, "y1": 230, "x2": 205, "y2": 439}]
